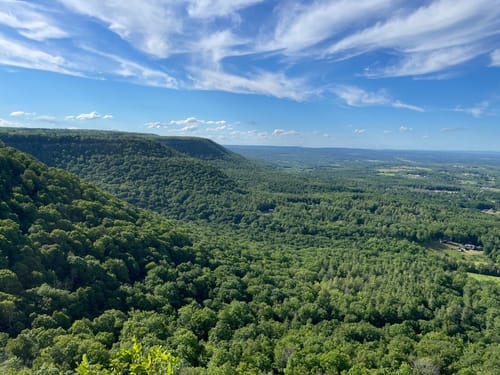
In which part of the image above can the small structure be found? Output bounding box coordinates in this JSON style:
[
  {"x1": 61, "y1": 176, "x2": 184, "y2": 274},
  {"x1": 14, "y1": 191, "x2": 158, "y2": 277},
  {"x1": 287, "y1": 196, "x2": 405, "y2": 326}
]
[{"x1": 464, "y1": 244, "x2": 483, "y2": 251}]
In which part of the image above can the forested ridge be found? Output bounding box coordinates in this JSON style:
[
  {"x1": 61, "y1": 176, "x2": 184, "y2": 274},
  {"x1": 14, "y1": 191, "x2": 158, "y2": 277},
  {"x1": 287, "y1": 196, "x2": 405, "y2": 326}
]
[
  {"x1": 0, "y1": 129, "x2": 245, "y2": 221},
  {"x1": 0, "y1": 130, "x2": 500, "y2": 374}
]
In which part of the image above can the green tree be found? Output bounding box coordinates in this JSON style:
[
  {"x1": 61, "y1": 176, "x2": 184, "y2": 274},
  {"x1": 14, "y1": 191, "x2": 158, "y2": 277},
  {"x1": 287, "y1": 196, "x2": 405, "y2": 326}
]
[{"x1": 76, "y1": 337, "x2": 179, "y2": 375}]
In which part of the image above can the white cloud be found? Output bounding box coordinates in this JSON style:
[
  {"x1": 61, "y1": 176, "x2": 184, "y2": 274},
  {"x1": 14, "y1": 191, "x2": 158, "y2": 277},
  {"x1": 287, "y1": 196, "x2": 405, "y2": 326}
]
[
  {"x1": 191, "y1": 68, "x2": 316, "y2": 101},
  {"x1": 145, "y1": 121, "x2": 162, "y2": 129},
  {"x1": 194, "y1": 30, "x2": 249, "y2": 65},
  {"x1": 206, "y1": 120, "x2": 227, "y2": 125},
  {"x1": 333, "y1": 85, "x2": 424, "y2": 111},
  {"x1": 64, "y1": 111, "x2": 111, "y2": 121},
  {"x1": 334, "y1": 85, "x2": 388, "y2": 106},
  {"x1": 56, "y1": 0, "x2": 181, "y2": 58},
  {"x1": 0, "y1": 117, "x2": 26, "y2": 127},
  {"x1": 180, "y1": 124, "x2": 199, "y2": 132},
  {"x1": 73, "y1": 46, "x2": 179, "y2": 89},
  {"x1": 491, "y1": 49, "x2": 500, "y2": 66},
  {"x1": 9, "y1": 111, "x2": 59, "y2": 124},
  {"x1": 187, "y1": 0, "x2": 263, "y2": 19},
  {"x1": 273, "y1": 128, "x2": 299, "y2": 136},
  {"x1": 328, "y1": 0, "x2": 500, "y2": 76},
  {"x1": 207, "y1": 125, "x2": 228, "y2": 131},
  {"x1": 454, "y1": 101, "x2": 489, "y2": 118},
  {"x1": 0, "y1": 34, "x2": 77, "y2": 76},
  {"x1": 109, "y1": 54, "x2": 178, "y2": 88},
  {"x1": 399, "y1": 126, "x2": 413, "y2": 132},
  {"x1": 148, "y1": 117, "x2": 233, "y2": 131},
  {"x1": 75, "y1": 111, "x2": 100, "y2": 120},
  {"x1": 370, "y1": 46, "x2": 484, "y2": 77},
  {"x1": 441, "y1": 127, "x2": 466, "y2": 132},
  {"x1": 392, "y1": 101, "x2": 425, "y2": 112},
  {"x1": 0, "y1": 1, "x2": 68, "y2": 41},
  {"x1": 10, "y1": 111, "x2": 30, "y2": 117},
  {"x1": 169, "y1": 117, "x2": 201, "y2": 126},
  {"x1": 268, "y1": 0, "x2": 394, "y2": 54},
  {"x1": 354, "y1": 129, "x2": 366, "y2": 134}
]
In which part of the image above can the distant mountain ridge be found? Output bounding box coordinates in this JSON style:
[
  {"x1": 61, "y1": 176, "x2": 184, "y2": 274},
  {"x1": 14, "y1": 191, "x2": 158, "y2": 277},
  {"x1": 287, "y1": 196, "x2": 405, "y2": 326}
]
[
  {"x1": 0, "y1": 128, "x2": 241, "y2": 161},
  {"x1": 0, "y1": 128, "x2": 245, "y2": 221},
  {"x1": 160, "y1": 136, "x2": 243, "y2": 161}
]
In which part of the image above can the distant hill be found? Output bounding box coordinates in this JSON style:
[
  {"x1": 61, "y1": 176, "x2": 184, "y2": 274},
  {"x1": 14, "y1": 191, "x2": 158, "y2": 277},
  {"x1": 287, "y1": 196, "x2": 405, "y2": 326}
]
[
  {"x1": 160, "y1": 136, "x2": 243, "y2": 161},
  {"x1": 0, "y1": 128, "x2": 245, "y2": 221}
]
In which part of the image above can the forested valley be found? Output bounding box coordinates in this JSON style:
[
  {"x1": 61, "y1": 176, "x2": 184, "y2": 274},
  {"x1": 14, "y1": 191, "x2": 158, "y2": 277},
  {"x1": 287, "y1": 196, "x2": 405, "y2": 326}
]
[{"x1": 0, "y1": 128, "x2": 499, "y2": 374}]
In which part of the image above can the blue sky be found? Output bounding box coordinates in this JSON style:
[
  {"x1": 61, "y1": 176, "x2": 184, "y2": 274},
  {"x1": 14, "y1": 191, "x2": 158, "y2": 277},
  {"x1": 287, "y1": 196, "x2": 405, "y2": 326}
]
[{"x1": 1, "y1": 0, "x2": 500, "y2": 150}]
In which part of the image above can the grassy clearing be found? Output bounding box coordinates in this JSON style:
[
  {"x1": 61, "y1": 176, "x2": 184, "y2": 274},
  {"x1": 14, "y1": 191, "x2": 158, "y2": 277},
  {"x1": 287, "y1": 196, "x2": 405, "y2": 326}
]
[
  {"x1": 467, "y1": 273, "x2": 500, "y2": 285},
  {"x1": 482, "y1": 209, "x2": 500, "y2": 215},
  {"x1": 428, "y1": 241, "x2": 492, "y2": 267},
  {"x1": 377, "y1": 166, "x2": 431, "y2": 176}
]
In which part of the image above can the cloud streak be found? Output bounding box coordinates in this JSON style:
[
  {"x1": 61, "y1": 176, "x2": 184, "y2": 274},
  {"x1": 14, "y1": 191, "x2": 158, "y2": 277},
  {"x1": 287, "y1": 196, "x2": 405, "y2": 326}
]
[
  {"x1": 0, "y1": 1, "x2": 68, "y2": 41},
  {"x1": 491, "y1": 49, "x2": 500, "y2": 66},
  {"x1": 333, "y1": 85, "x2": 424, "y2": 112},
  {"x1": 65, "y1": 111, "x2": 114, "y2": 121},
  {"x1": 328, "y1": 0, "x2": 500, "y2": 77},
  {"x1": 454, "y1": 101, "x2": 489, "y2": 118},
  {"x1": 146, "y1": 117, "x2": 232, "y2": 131}
]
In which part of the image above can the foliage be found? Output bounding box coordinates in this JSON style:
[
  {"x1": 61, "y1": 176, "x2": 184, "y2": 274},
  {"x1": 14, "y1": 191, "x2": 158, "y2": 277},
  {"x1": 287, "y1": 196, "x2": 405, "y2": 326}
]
[
  {"x1": 76, "y1": 337, "x2": 179, "y2": 375},
  {"x1": 0, "y1": 130, "x2": 499, "y2": 374}
]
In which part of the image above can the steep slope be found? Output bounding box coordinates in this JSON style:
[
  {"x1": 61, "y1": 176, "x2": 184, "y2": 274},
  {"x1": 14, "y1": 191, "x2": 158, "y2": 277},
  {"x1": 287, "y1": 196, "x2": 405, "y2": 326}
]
[
  {"x1": 0, "y1": 129, "x2": 243, "y2": 221},
  {"x1": 0, "y1": 142, "x2": 193, "y2": 330}
]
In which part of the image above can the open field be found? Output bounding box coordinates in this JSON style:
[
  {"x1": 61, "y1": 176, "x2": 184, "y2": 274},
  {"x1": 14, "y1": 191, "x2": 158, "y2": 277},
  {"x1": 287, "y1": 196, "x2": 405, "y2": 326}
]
[{"x1": 468, "y1": 272, "x2": 500, "y2": 285}]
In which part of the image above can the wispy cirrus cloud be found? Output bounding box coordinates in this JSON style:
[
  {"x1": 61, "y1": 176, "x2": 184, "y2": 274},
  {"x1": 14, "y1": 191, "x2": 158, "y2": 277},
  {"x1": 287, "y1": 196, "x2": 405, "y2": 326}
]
[
  {"x1": 186, "y1": 0, "x2": 264, "y2": 19},
  {"x1": 0, "y1": 0, "x2": 68, "y2": 41},
  {"x1": 491, "y1": 49, "x2": 500, "y2": 66},
  {"x1": 55, "y1": 0, "x2": 181, "y2": 58},
  {"x1": 0, "y1": 0, "x2": 499, "y2": 101},
  {"x1": 333, "y1": 85, "x2": 424, "y2": 112},
  {"x1": 267, "y1": 0, "x2": 394, "y2": 54},
  {"x1": 191, "y1": 68, "x2": 315, "y2": 101},
  {"x1": 273, "y1": 128, "x2": 299, "y2": 136},
  {"x1": 0, "y1": 34, "x2": 78, "y2": 76},
  {"x1": 454, "y1": 101, "x2": 489, "y2": 118},
  {"x1": 327, "y1": 0, "x2": 500, "y2": 77}
]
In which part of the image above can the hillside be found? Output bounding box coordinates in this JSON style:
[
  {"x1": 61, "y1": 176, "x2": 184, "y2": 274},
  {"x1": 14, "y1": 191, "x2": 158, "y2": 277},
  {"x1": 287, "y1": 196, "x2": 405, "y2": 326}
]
[
  {"x1": 0, "y1": 142, "x2": 204, "y2": 371},
  {"x1": 0, "y1": 129, "x2": 244, "y2": 221}
]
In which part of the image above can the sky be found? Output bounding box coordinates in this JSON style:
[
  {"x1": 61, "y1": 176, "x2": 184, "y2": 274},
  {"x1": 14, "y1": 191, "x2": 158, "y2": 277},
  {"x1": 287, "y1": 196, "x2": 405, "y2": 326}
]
[{"x1": 1, "y1": 0, "x2": 500, "y2": 151}]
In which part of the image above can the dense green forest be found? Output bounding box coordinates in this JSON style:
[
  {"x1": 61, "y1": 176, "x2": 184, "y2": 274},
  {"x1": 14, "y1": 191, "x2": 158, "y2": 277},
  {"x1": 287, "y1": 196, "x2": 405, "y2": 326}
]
[{"x1": 0, "y1": 129, "x2": 500, "y2": 374}]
